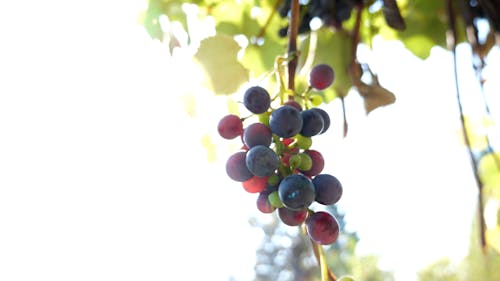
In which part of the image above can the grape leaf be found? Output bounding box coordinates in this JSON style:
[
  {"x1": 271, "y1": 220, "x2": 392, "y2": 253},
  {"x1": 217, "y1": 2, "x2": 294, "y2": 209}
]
[
  {"x1": 194, "y1": 35, "x2": 249, "y2": 95},
  {"x1": 357, "y1": 80, "x2": 396, "y2": 114}
]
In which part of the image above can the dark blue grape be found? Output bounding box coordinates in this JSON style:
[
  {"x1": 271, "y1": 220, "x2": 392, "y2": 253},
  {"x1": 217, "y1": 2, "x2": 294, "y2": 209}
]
[
  {"x1": 243, "y1": 123, "x2": 272, "y2": 148},
  {"x1": 300, "y1": 109, "x2": 324, "y2": 137},
  {"x1": 246, "y1": 145, "x2": 279, "y2": 177},
  {"x1": 244, "y1": 86, "x2": 271, "y2": 114},
  {"x1": 270, "y1": 105, "x2": 303, "y2": 138},
  {"x1": 310, "y1": 108, "x2": 330, "y2": 134},
  {"x1": 278, "y1": 174, "x2": 315, "y2": 210},
  {"x1": 312, "y1": 174, "x2": 343, "y2": 205},
  {"x1": 226, "y1": 151, "x2": 253, "y2": 182}
]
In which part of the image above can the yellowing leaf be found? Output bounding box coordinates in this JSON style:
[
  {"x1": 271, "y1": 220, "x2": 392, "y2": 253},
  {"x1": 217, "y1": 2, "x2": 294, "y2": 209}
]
[
  {"x1": 486, "y1": 226, "x2": 500, "y2": 254},
  {"x1": 479, "y1": 152, "x2": 500, "y2": 197},
  {"x1": 194, "y1": 35, "x2": 249, "y2": 95},
  {"x1": 357, "y1": 81, "x2": 396, "y2": 114}
]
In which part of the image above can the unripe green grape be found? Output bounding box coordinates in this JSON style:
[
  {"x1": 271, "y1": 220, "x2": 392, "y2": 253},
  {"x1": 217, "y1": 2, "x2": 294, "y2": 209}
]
[
  {"x1": 294, "y1": 135, "x2": 312, "y2": 150},
  {"x1": 309, "y1": 94, "x2": 323, "y2": 106},
  {"x1": 267, "y1": 174, "x2": 280, "y2": 186},
  {"x1": 338, "y1": 276, "x2": 356, "y2": 281},
  {"x1": 268, "y1": 191, "x2": 284, "y2": 208},
  {"x1": 297, "y1": 153, "x2": 312, "y2": 171},
  {"x1": 289, "y1": 154, "x2": 302, "y2": 169}
]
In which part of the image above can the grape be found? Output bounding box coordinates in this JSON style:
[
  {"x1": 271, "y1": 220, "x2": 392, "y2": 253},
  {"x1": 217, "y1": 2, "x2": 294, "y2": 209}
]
[
  {"x1": 278, "y1": 174, "x2": 316, "y2": 210},
  {"x1": 226, "y1": 151, "x2": 253, "y2": 182},
  {"x1": 270, "y1": 105, "x2": 303, "y2": 138},
  {"x1": 297, "y1": 153, "x2": 313, "y2": 171},
  {"x1": 278, "y1": 207, "x2": 308, "y2": 226},
  {"x1": 309, "y1": 64, "x2": 335, "y2": 90},
  {"x1": 294, "y1": 135, "x2": 312, "y2": 150},
  {"x1": 218, "y1": 114, "x2": 243, "y2": 139},
  {"x1": 338, "y1": 276, "x2": 356, "y2": 281},
  {"x1": 243, "y1": 175, "x2": 269, "y2": 193},
  {"x1": 268, "y1": 191, "x2": 283, "y2": 208},
  {"x1": 310, "y1": 108, "x2": 330, "y2": 134},
  {"x1": 312, "y1": 174, "x2": 343, "y2": 205},
  {"x1": 301, "y1": 150, "x2": 324, "y2": 177},
  {"x1": 284, "y1": 100, "x2": 302, "y2": 111},
  {"x1": 244, "y1": 86, "x2": 271, "y2": 114},
  {"x1": 301, "y1": 109, "x2": 324, "y2": 137},
  {"x1": 306, "y1": 211, "x2": 339, "y2": 245},
  {"x1": 246, "y1": 145, "x2": 280, "y2": 177},
  {"x1": 257, "y1": 192, "x2": 275, "y2": 213},
  {"x1": 243, "y1": 123, "x2": 272, "y2": 148}
]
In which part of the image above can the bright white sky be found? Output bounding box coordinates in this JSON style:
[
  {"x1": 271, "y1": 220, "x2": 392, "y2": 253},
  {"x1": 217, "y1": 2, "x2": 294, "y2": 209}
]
[{"x1": 0, "y1": 1, "x2": 499, "y2": 281}]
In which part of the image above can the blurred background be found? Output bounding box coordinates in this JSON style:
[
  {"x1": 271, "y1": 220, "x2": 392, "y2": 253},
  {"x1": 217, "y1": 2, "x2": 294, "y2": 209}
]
[{"x1": 0, "y1": 1, "x2": 499, "y2": 280}]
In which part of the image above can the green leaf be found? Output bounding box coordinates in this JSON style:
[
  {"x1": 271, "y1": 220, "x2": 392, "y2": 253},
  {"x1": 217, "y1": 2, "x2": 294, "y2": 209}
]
[{"x1": 194, "y1": 35, "x2": 249, "y2": 95}]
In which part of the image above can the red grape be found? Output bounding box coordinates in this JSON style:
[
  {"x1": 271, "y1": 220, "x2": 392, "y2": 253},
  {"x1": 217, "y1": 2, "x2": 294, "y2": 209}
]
[
  {"x1": 306, "y1": 211, "x2": 339, "y2": 245},
  {"x1": 218, "y1": 114, "x2": 243, "y2": 139},
  {"x1": 309, "y1": 64, "x2": 335, "y2": 90}
]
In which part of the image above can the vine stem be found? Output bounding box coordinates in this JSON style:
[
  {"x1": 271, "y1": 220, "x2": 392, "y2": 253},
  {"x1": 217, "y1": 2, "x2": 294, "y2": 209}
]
[
  {"x1": 287, "y1": 0, "x2": 299, "y2": 99},
  {"x1": 310, "y1": 238, "x2": 337, "y2": 281},
  {"x1": 447, "y1": 0, "x2": 487, "y2": 250}
]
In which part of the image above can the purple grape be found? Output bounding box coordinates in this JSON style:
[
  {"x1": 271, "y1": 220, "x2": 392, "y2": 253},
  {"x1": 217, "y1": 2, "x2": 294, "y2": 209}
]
[
  {"x1": 246, "y1": 145, "x2": 279, "y2": 177},
  {"x1": 226, "y1": 151, "x2": 253, "y2": 182},
  {"x1": 300, "y1": 109, "x2": 324, "y2": 137},
  {"x1": 217, "y1": 114, "x2": 243, "y2": 139},
  {"x1": 243, "y1": 86, "x2": 271, "y2": 114},
  {"x1": 301, "y1": 150, "x2": 324, "y2": 177},
  {"x1": 278, "y1": 174, "x2": 315, "y2": 210},
  {"x1": 243, "y1": 123, "x2": 272, "y2": 148},
  {"x1": 278, "y1": 207, "x2": 308, "y2": 226},
  {"x1": 270, "y1": 105, "x2": 303, "y2": 138},
  {"x1": 310, "y1": 108, "x2": 330, "y2": 134},
  {"x1": 257, "y1": 192, "x2": 275, "y2": 213},
  {"x1": 309, "y1": 64, "x2": 335, "y2": 90},
  {"x1": 312, "y1": 174, "x2": 343, "y2": 205},
  {"x1": 306, "y1": 211, "x2": 339, "y2": 245},
  {"x1": 284, "y1": 100, "x2": 303, "y2": 111}
]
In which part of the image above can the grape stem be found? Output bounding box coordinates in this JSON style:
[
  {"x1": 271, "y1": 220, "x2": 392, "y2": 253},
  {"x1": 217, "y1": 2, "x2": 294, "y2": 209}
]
[
  {"x1": 446, "y1": 0, "x2": 487, "y2": 250},
  {"x1": 286, "y1": 0, "x2": 300, "y2": 99},
  {"x1": 310, "y1": 238, "x2": 337, "y2": 281}
]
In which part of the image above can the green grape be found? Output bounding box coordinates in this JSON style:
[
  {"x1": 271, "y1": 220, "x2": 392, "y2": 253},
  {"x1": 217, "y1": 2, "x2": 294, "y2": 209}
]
[
  {"x1": 309, "y1": 93, "x2": 323, "y2": 106},
  {"x1": 268, "y1": 191, "x2": 284, "y2": 208},
  {"x1": 267, "y1": 174, "x2": 280, "y2": 186},
  {"x1": 338, "y1": 276, "x2": 356, "y2": 281},
  {"x1": 289, "y1": 154, "x2": 302, "y2": 169},
  {"x1": 294, "y1": 135, "x2": 312, "y2": 150},
  {"x1": 297, "y1": 153, "x2": 312, "y2": 171}
]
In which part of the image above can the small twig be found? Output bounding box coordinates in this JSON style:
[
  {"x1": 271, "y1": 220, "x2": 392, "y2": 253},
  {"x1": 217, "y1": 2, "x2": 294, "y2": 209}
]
[
  {"x1": 447, "y1": 0, "x2": 487, "y2": 251},
  {"x1": 287, "y1": 0, "x2": 300, "y2": 98},
  {"x1": 256, "y1": 0, "x2": 283, "y2": 39}
]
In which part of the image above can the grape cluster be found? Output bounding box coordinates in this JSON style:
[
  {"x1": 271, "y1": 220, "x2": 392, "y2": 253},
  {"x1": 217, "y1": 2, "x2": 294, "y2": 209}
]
[
  {"x1": 218, "y1": 64, "x2": 344, "y2": 245},
  {"x1": 278, "y1": 0, "x2": 362, "y2": 36}
]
